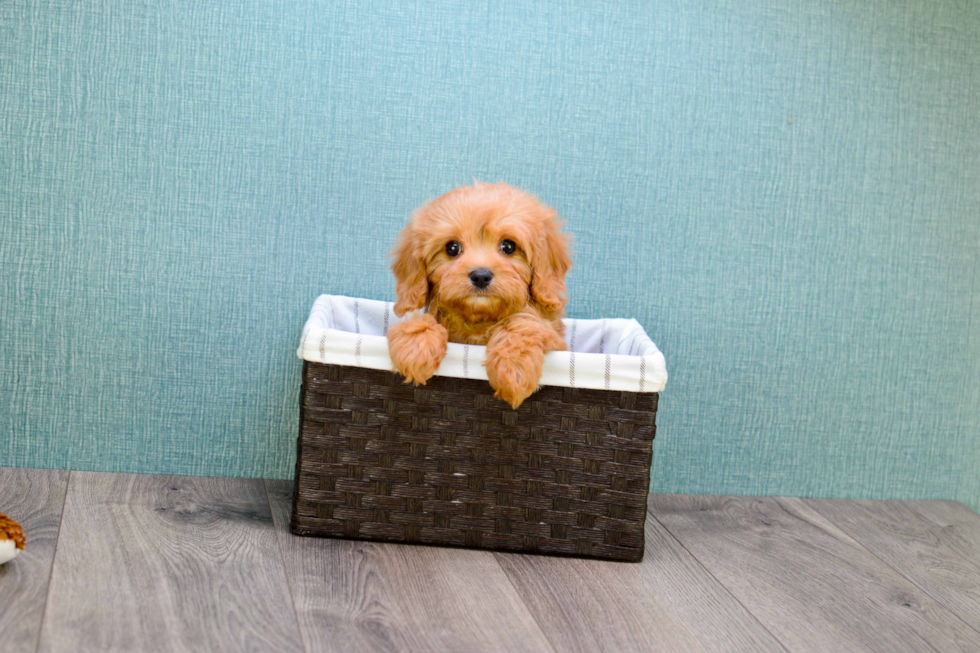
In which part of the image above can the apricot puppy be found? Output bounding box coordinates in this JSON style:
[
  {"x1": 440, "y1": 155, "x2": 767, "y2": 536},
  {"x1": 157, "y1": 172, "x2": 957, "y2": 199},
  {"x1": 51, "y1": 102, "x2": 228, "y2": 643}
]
[{"x1": 387, "y1": 182, "x2": 571, "y2": 408}]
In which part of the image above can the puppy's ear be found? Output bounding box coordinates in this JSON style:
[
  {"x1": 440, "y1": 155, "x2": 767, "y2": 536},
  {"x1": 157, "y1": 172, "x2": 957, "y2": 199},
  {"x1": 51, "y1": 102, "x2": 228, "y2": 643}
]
[
  {"x1": 529, "y1": 210, "x2": 572, "y2": 315},
  {"x1": 390, "y1": 222, "x2": 428, "y2": 316}
]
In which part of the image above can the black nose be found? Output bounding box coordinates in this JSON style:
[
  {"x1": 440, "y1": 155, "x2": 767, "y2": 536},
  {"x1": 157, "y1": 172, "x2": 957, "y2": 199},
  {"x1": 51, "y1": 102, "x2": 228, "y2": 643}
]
[{"x1": 469, "y1": 268, "x2": 494, "y2": 289}]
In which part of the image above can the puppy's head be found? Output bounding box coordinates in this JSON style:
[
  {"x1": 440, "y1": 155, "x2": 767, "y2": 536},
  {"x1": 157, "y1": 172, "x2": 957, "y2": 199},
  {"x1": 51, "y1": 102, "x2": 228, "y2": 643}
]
[{"x1": 391, "y1": 182, "x2": 571, "y2": 323}]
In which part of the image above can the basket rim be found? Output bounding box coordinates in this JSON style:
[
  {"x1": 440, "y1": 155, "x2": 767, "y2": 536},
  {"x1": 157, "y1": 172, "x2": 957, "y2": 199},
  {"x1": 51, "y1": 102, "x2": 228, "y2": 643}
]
[{"x1": 297, "y1": 294, "x2": 667, "y2": 393}]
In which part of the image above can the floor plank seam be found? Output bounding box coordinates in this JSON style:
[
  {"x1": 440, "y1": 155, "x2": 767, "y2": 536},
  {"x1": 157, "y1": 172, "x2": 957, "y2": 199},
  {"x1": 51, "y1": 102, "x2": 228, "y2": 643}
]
[
  {"x1": 645, "y1": 506, "x2": 796, "y2": 653},
  {"x1": 491, "y1": 553, "x2": 561, "y2": 653},
  {"x1": 263, "y1": 480, "x2": 309, "y2": 653},
  {"x1": 33, "y1": 470, "x2": 72, "y2": 653},
  {"x1": 803, "y1": 499, "x2": 980, "y2": 638}
]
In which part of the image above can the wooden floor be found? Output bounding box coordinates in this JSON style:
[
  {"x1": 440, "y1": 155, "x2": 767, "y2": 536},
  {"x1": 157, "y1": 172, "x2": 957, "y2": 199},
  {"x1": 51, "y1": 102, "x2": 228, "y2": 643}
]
[{"x1": 2, "y1": 468, "x2": 979, "y2": 653}]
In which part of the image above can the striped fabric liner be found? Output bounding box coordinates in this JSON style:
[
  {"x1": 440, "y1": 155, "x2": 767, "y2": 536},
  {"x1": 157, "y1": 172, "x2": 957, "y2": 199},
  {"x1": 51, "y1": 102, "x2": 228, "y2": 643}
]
[{"x1": 297, "y1": 295, "x2": 667, "y2": 393}]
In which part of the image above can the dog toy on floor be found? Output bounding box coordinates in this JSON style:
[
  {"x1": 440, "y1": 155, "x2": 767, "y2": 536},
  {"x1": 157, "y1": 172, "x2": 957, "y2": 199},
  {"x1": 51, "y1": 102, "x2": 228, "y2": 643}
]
[
  {"x1": 0, "y1": 514, "x2": 26, "y2": 565},
  {"x1": 387, "y1": 181, "x2": 572, "y2": 408}
]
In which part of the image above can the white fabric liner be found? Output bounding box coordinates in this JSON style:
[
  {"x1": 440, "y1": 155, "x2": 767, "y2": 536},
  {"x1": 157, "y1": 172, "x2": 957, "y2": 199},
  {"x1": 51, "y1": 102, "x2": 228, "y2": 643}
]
[{"x1": 297, "y1": 295, "x2": 667, "y2": 393}]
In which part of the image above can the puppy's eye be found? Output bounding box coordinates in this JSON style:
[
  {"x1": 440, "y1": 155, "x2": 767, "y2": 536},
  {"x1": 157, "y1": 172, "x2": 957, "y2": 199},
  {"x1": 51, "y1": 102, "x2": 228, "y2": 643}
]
[
  {"x1": 500, "y1": 239, "x2": 516, "y2": 255},
  {"x1": 445, "y1": 241, "x2": 461, "y2": 257}
]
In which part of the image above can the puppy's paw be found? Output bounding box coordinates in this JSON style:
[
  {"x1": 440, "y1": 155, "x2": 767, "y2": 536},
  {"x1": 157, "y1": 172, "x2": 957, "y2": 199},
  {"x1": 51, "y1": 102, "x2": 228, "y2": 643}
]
[
  {"x1": 485, "y1": 344, "x2": 545, "y2": 409},
  {"x1": 387, "y1": 314, "x2": 448, "y2": 385}
]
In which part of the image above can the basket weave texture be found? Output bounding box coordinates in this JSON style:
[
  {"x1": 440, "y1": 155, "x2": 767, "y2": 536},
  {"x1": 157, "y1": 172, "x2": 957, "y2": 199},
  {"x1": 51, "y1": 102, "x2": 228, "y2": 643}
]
[{"x1": 291, "y1": 361, "x2": 658, "y2": 561}]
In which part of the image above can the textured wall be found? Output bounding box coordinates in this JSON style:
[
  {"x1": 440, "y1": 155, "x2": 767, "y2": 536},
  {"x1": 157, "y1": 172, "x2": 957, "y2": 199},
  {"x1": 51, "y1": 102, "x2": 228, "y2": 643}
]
[{"x1": 2, "y1": 1, "x2": 978, "y2": 508}]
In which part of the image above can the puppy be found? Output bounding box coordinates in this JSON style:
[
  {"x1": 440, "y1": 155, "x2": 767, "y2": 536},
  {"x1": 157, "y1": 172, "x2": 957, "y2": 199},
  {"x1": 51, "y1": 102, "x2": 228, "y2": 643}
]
[{"x1": 387, "y1": 182, "x2": 572, "y2": 408}]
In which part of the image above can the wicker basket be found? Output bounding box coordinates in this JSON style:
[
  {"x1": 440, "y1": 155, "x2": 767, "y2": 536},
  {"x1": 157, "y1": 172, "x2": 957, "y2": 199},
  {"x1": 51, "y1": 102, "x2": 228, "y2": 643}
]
[{"x1": 290, "y1": 296, "x2": 666, "y2": 562}]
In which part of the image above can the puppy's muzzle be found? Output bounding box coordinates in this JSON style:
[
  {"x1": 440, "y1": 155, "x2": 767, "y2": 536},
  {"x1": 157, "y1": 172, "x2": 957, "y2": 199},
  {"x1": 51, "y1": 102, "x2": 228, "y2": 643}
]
[{"x1": 469, "y1": 268, "x2": 494, "y2": 290}]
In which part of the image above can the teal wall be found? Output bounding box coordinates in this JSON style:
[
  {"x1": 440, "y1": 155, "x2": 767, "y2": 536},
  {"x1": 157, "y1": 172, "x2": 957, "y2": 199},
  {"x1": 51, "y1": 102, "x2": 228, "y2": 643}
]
[{"x1": 2, "y1": 1, "x2": 978, "y2": 509}]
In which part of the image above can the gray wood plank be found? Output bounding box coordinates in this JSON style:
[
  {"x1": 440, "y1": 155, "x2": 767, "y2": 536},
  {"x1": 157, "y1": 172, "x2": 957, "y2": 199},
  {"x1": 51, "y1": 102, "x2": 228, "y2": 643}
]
[
  {"x1": 808, "y1": 498, "x2": 980, "y2": 632},
  {"x1": 0, "y1": 467, "x2": 69, "y2": 653},
  {"x1": 38, "y1": 472, "x2": 304, "y2": 653},
  {"x1": 910, "y1": 500, "x2": 980, "y2": 526},
  {"x1": 648, "y1": 494, "x2": 980, "y2": 653},
  {"x1": 266, "y1": 479, "x2": 554, "y2": 653},
  {"x1": 494, "y1": 512, "x2": 788, "y2": 653}
]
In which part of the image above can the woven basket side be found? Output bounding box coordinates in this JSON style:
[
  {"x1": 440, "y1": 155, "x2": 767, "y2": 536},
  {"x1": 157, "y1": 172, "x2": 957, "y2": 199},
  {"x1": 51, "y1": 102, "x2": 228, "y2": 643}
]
[{"x1": 292, "y1": 362, "x2": 657, "y2": 561}]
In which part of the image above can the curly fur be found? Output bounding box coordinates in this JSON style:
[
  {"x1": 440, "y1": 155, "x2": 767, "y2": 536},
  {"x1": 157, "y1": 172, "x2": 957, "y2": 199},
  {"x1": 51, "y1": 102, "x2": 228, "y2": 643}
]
[{"x1": 387, "y1": 182, "x2": 572, "y2": 407}]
